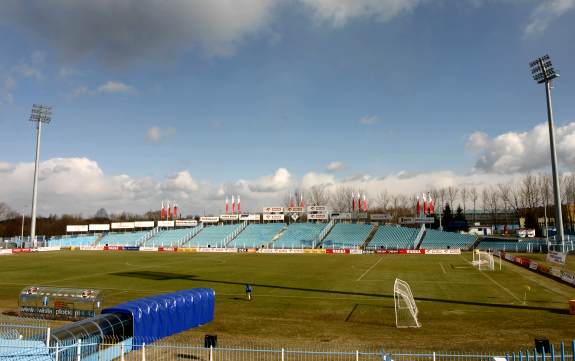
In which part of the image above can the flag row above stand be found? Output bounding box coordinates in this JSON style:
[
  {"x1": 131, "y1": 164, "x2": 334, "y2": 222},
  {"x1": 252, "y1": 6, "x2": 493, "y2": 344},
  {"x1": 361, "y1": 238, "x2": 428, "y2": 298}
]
[
  {"x1": 416, "y1": 192, "x2": 435, "y2": 217},
  {"x1": 160, "y1": 201, "x2": 180, "y2": 220},
  {"x1": 225, "y1": 195, "x2": 241, "y2": 214},
  {"x1": 352, "y1": 193, "x2": 368, "y2": 212}
]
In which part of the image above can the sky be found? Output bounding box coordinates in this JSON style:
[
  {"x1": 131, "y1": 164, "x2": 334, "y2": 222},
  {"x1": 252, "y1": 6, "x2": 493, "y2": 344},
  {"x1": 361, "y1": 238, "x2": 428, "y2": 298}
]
[{"x1": 1, "y1": 0, "x2": 575, "y2": 216}]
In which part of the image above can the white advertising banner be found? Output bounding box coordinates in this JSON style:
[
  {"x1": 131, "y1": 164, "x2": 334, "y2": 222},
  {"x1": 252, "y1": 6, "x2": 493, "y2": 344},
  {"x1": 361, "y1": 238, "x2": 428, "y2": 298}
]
[
  {"x1": 134, "y1": 221, "x2": 155, "y2": 228},
  {"x1": 257, "y1": 248, "x2": 305, "y2": 254},
  {"x1": 220, "y1": 214, "x2": 239, "y2": 221},
  {"x1": 139, "y1": 246, "x2": 159, "y2": 252},
  {"x1": 175, "y1": 220, "x2": 198, "y2": 227},
  {"x1": 423, "y1": 249, "x2": 462, "y2": 255},
  {"x1": 546, "y1": 250, "x2": 567, "y2": 265},
  {"x1": 263, "y1": 207, "x2": 284, "y2": 213},
  {"x1": 89, "y1": 224, "x2": 110, "y2": 231},
  {"x1": 330, "y1": 213, "x2": 352, "y2": 220},
  {"x1": 308, "y1": 206, "x2": 328, "y2": 213},
  {"x1": 198, "y1": 247, "x2": 238, "y2": 253},
  {"x1": 240, "y1": 214, "x2": 261, "y2": 221},
  {"x1": 157, "y1": 220, "x2": 175, "y2": 227},
  {"x1": 37, "y1": 246, "x2": 61, "y2": 252},
  {"x1": 111, "y1": 222, "x2": 135, "y2": 230},
  {"x1": 263, "y1": 214, "x2": 285, "y2": 221},
  {"x1": 307, "y1": 213, "x2": 328, "y2": 220},
  {"x1": 370, "y1": 213, "x2": 392, "y2": 221},
  {"x1": 286, "y1": 207, "x2": 304, "y2": 213},
  {"x1": 66, "y1": 225, "x2": 88, "y2": 233},
  {"x1": 200, "y1": 217, "x2": 220, "y2": 224}
]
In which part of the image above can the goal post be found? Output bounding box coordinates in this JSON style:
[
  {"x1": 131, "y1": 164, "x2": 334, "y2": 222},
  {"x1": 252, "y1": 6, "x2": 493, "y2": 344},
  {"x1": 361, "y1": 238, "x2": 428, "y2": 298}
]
[
  {"x1": 393, "y1": 278, "x2": 421, "y2": 328},
  {"x1": 472, "y1": 250, "x2": 495, "y2": 271}
]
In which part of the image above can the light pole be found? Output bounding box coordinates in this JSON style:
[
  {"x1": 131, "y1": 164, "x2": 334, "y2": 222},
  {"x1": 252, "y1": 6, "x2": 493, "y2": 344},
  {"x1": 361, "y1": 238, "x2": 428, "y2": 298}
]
[
  {"x1": 529, "y1": 55, "x2": 564, "y2": 251},
  {"x1": 29, "y1": 104, "x2": 52, "y2": 248}
]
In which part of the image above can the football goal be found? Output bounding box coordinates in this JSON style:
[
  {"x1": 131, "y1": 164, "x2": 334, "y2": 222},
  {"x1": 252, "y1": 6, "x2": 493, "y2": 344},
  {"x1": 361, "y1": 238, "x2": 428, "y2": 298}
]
[
  {"x1": 472, "y1": 250, "x2": 495, "y2": 271},
  {"x1": 393, "y1": 278, "x2": 421, "y2": 328}
]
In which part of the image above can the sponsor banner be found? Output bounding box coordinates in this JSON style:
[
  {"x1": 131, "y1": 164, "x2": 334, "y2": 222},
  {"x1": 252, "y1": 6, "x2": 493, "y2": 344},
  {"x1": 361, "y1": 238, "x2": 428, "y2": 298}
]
[
  {"x1": 111, "y1": 222, "x2": 135, "y2": 230},
  {"x1": 423, "y1": 249, "x2": 462, "y2": 255},
  {"x1": 326, "y1": 249, "x2": 350, "y2": 254},
  {"x1": 175, "y1": 220, "x2": 198, "y2": 227},
  {"x1": 200, "y1": 217, "x2": 219, "y2": 224},
  {"x1": 350, "y1": 249, "x2": 363, "y2": 255},
  {"x1": 257, "y1": 248, "x2": 305, "y2": 254},
  {"x1": 103, "y1": 246, "x2": 123, "y2": 251},
  {"x1": 37, "y1": 246, "x2": 61, "y2": 252},
  {"x1": 237, "y1": 248, "x2": 248, "y2": 253},
  {"x1": 357, "y1": 213, "x2": 368, "y2": 219},
  {"x1": 370, "y1": 213, "x2": 392, "y2": 221},
  {"x1": 399, "y1": 249, "x2": 425, "y2": 254},
  {"x1": 263, "y1": 207, "x2": 284, "y2": 213},
  {"x1": 546, "y1": 250, "x2": 567, "y2": 265},
  {"x1": 247, "y1": 248, "x2": 258, "y2": 253},
  {"x1": 499, "y1": 251, "x2": 575, "y2": 288},
  {"x1": 330, "y1": 212, "x2": 352, "y2": 220},
  {"x1": 220, "y1": 214, "x2": 239, "y2": 221},
  {"x1": 308, "y1": 206, "x2": 328, "y2": 213},
  {"x1": 66, "y1": 225, "x2": 88, "y2": 233},
  {"x1": 375, "y1": 249, "x2": 399, "y2": 254},
  {"x1": 158, "y1": 247, "x2": 178, "y2": 252},
  {"x1": 529, "y1": 261, "x2": 538, "y2": 270},
  {"x1": 139, "y1": 246, "x2": 158, "y2": 252},
  {"x1": 400, "y1": 217, "x2": 434, "y2": 224},
  {"x1": 12, "y1": 248, "x2": 33, "y2": 253},
  {"x1": 177, "y1": 247, "x2": 198, "y2": 253},
  {"x1": 307, "y1": 213, "x2": 328, "y2": 220},
  {"x1": 304, "y1": 249, "x2": 326, "y2": 254},
  {"x1": 198, "y1": 247, "x2": 237, "y2": 253},
  {"x1": 560, "y1": 271, "x2": 575, "y2": 286},
  {"x1": 0, "y1": 249, "x2": 12, "y2": 255},
  {"x1": 240, "y1": 214, "x2": 261, "y2": 221},
  {"x1": 89, "y1": 224, "x2": 110, "y2": 231},
  {"x1": 286, "y1": 207, "x2": 304, "y2": 213},
  {"x1": 263, "y1": 214, "x2": 285, "y2": 221},
  {"x1": 123, "y1": 246, "x2": 140, "y2": 251},
  {"x1": 79, "y1": 246, "x2": 104, "y2": 251},
  {"x1": 134, "y1": 221, "x2": 155, "y2": 228},
  {"x1": 549, "y1": 267, "x2": 562, "y2": 277},
  {"x1": 157, "y1": 220, "x2": 175, "y2": 227}
]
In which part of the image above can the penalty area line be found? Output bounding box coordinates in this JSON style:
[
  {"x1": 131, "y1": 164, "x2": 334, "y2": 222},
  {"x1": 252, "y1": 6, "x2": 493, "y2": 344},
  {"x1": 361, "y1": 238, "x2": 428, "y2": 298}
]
[{"x1": 356, "y1": 257, "x2": 384, "y2": 281}]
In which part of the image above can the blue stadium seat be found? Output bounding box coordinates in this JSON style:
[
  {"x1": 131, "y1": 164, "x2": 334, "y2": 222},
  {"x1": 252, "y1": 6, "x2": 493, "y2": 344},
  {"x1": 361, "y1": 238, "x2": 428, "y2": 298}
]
[
  {"x1": 99, "y1": 231, "x2": 148, "y2": 246},
  {"x1": 185, "y1": 225, "x2": 237, "y2": 248},
  {"x1": 145, "y1": 228, "x2": 198, "y2": 247},
  {"x1": 321, "y1": 223, "x2": 372, "y2": 249},
  {"x1": 228, "y1": 223, "x2": 286, "y2": 248},
  {"x1": 420, "y1": 229, "x2": 476, "y2": 249},
  {"x1": 49, "y1": 235, "x2": 96, "y2": 247},
  {"x1": 272, "y1": 223, "x2": 326, "y2": 248},
  {"x1": 366, "y1": 225, "x2": 419, "y2": 250}
]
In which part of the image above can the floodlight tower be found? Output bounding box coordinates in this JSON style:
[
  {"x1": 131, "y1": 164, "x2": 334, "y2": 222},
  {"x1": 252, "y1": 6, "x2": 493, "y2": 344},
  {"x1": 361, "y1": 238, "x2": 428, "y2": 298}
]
[
  {"x1": 29, "y1": 104, "x2": 52, "y2": 248},
  {"x1": 529, "y1": 55, "x2": 564, "y2": 250}
]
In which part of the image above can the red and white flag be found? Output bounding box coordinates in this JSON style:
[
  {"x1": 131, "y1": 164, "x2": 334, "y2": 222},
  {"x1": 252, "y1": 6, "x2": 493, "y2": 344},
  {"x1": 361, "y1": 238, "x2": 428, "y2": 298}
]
[
  {"x1": 225, "y1": 197, "x2": 229, "y2": 214},
  {"x1": 429, "y1": 193, "x2": 435, "y2": 214},
  {"x1": 161, "y1": 201, "x2": 166, "y2": 220},
  {"x1": 300, "y1": 193, "x2": 304, "y2": 208},
  {"x1": 167, "y1": 201, "x2": 172, "y2": 220},
  {"x1": 352, "y1": 193, "x2": 355, "y2": 211},
  {"x1": 422, "y1": 193, "x2": 427, "y2": 216},
  {"x1": 416, "y1": 196, "x2": 421, "y2": 215},
  {"x1": 363, "y1": 194, "x2": 367, "y2": 212},
  {"x1": 232, "y1": 195, "x2": 236, "y2": 213},
  {"x1": 173, "y1": 203, "x2": 178, "y2": 220},
  {"x1": 237, "y1": 195, "x2": 241, "y2": 213},
  {"x1": 357, "y1": 192, "x2": 361, "y2": 211}
]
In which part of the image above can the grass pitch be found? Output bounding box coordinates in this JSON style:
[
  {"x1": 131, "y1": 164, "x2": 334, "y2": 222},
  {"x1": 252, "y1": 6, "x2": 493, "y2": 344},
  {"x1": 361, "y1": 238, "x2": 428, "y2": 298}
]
[{"x1": 1, "y1": 251, "x2": 574, "y2": 352}]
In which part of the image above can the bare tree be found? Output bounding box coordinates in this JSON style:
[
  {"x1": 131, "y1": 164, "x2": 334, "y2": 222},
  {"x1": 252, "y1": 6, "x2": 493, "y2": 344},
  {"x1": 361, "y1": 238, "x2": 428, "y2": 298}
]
[
  {"x1": 330, "y1": 186, "x2": 353, "y2": 212},
  {"x1": 460, "y1": 187, "x2": 468, "y2": 215},
  {"x1": 307, "y1": 185, "x2": 330, "y2": 206},
  {"x1": 447, "y1": 186, "x2": 459, "y2": 210},
  {"x1": 469, "y1": 187, "x2": 478, "y2": 224},
  {"x1": 0, "y1": 202, "x2": 18, "y2": 221},
  {"x1": 438, "y1": 188, "x2": 447, "y2": 212},
  {"x1": 375, "y1": 190, "x2": 390, "y2": 211}
]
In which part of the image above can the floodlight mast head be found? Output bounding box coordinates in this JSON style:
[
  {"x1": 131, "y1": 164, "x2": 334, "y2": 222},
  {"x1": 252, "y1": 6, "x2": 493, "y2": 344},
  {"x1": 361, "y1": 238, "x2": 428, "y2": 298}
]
[
  {"x1": 530, "y1": 54, "x2": 559, "y2": 84},
  {"x1": 29, "y1": 104, "x2": 53, "y2": 248}
]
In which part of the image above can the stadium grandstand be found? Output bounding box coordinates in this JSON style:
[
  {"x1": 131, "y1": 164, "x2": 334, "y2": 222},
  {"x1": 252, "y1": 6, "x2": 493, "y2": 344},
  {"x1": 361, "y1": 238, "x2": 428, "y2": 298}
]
[
  {"x1": 419, "y1": 229, "x2": 477, "y2": 250},
  {"x1": 321, "y1": 223, "x2": 373, "y2": 249},
  {"x1": 365, "y1": 225, "x2": 419, "y2": 250}
]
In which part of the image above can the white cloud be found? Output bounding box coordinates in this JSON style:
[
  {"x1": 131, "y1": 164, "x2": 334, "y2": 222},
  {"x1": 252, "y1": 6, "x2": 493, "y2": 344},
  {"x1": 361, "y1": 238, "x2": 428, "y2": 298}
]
[
  {"x1": 301, "y1": 172, "x2": 336, "y2": 189},
  {"x1": 300, "y1": 0, "x2": 423, "y2": 26},
  {"x1": 97, "y1": 80, "x2": 135, "y2": 94},
  {"x1": 246, "y1": 168, "x2": 292, "y2": 192},
  {"x1": 525, "y1": 0, "x2": 575, "y2": 36},
  {"x1": 160, "y1": 171, "x2": 199, "y2": 193},
  {"x1": 0, "y1": 0, "x2": 277, "y2": 65},
  {"x1": 146, "y1": 126, "x2": 176, "y2": 143},
  {"x1": 359, "y1": 115, "x2": 378, "y2": 126},
  {"x1": 326, "y1": 161, "x2": 345, "y2": 172},
  {"x1": 467, "y1": 122, "x2": 575, "y2": 173}
]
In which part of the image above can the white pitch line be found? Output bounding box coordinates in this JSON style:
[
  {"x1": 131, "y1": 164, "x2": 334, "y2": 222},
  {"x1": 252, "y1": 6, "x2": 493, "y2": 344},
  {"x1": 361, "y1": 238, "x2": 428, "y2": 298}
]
[
  {"x1": 439, "y1": 262, "x2": 447, "y2": 274},
  {"x1": 356, "y1": 257, "x2": 384, "y2": 281},
  {"x1": 478, "y1": 268, "x2": 522, "y2": 303}
]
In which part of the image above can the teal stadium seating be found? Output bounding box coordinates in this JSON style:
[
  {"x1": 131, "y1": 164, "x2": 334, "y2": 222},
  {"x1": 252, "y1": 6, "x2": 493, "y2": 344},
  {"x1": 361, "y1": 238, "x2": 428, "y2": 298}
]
[
  {"x1": 228, "y1": 223, "x2": 286, "y2": 248},
  {"x1": 273, "y1": 223, "x2": 326, "y2": 248},
  {"x1": 49, "y1": 235, "x2": 96, "y2": 247},
  {"x1": 366, "y1": 225, "x2": 419, "y2": 249},
  {"x1": 185, "y1": 224, "x2": 237, "y2": 248},
  {"x1": 321, "y1": 223, "x2": 372, "y2": 249},
  {"x1": 145, "y1": 228, "x2": 198, "y2": 247},
  {"x1": 99, "y1": 231, "x2": 147, "y2": 246},
  {"x1": 478, "y1": 239, "x2": 547, "y2": 252},
  {"x1": 420, "y1": 229, "x2": 476, "y2": 249}
]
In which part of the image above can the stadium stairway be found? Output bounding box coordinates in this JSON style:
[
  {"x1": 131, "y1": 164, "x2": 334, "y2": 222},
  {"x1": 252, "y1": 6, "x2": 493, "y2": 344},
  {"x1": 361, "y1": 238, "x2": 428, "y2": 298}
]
[
  {"x1": 414, "y1": 226, "x2": 426, "y2": 249},
  {"x1": 224, "y1": 221, "x2": 248, "y2": 247},
  {"x1": 361, "y1": 224, "x2": 379, "y2": 249},
  {"x1": 314, "y1": 220, "x2": 335, "y2": 248},
  {"x1": 138, "y1": 227, "x2": 160, "y2": 246},
  {"x1": 93, "y1": 233, "x2": 105, "y2": 246}
]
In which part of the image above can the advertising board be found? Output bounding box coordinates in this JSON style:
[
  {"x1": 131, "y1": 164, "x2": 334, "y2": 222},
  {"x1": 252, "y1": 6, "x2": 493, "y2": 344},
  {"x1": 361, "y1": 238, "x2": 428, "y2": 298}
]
[{"x1": 66, "y1": 225, "x2": 88, "y2": 233}]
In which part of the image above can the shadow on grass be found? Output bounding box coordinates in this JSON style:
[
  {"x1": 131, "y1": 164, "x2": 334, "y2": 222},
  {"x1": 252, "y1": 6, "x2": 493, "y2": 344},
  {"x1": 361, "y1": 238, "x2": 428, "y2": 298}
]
[{"x1": 111, "y1": 271, "x2": 568, "y2": 314}]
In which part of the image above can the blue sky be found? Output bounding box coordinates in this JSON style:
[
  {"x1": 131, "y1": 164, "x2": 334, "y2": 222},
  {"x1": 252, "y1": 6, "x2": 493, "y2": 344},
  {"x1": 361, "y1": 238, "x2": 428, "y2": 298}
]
[{"x1": 1, "y1": 0, "x2": 575, "y2": 215}]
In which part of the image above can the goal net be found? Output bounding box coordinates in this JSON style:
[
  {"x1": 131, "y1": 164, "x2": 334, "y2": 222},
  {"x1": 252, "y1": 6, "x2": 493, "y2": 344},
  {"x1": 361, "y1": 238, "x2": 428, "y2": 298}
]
[
  {"x1": 394, "y1": 278, "x2": 421, "y2": 328},
  {"x1": 472, "y1": 250, "x2": 495, "y2": 271}
]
